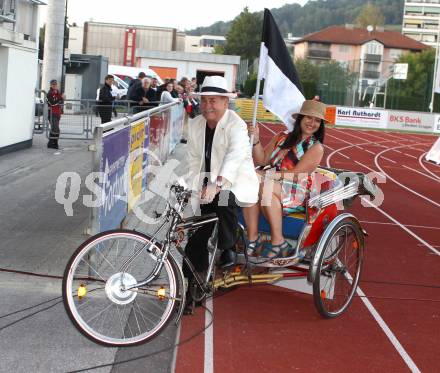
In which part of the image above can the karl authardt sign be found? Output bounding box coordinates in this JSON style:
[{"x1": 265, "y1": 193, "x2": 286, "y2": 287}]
[
  {"x1": 388, "y1": 111, "x2": 434, "y2": 133},
  {"x1": 335, "y1": 107, "x2": 387, "y2": 129}
]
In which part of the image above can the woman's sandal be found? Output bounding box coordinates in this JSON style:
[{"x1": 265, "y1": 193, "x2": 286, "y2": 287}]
[
  {"x1": 246, "y1": 234, "x2": 263, "y2": 256},
  {"x1": 259, "y1": 240, "x2": 294, "y2": 259}
]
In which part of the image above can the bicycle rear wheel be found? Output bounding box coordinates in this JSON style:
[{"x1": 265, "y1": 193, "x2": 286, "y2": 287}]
[
  {"x1": 62, "y1": 229, "x2": 180, "y2": 346},
  {"x1": 313, "y1": 218, "x2": 364, "y2": 318}
]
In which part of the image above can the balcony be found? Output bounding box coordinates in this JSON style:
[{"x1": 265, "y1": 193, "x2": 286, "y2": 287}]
[
  {"x1": 307, "y1": 49, "x2": 331, "y2": 59},
  {"x1": 363, "y1": 53, "x2": 382, "y2": 63},
  {"x1": 362, "y1": 70, "x2": 380, "y2": 79}
]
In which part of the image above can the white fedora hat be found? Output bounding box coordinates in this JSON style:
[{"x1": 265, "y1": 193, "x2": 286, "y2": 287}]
[{"x1": 197, "y1": 75, "x2": 236, "y2": 98}]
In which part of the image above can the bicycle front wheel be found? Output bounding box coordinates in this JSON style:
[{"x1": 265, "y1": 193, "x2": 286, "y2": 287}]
[{"x1": 62, "y1": 229, "x2": 180, "y2": 346}]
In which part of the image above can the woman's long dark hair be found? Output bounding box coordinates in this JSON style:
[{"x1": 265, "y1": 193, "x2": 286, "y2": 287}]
[{"x1": 280, "y1": 114, "x2": 325, "y2": 150}]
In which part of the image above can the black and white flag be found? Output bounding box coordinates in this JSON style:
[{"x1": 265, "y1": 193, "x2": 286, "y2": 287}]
[{"x1": 258, "y1": 9, "x2": 305, "y2": 130}]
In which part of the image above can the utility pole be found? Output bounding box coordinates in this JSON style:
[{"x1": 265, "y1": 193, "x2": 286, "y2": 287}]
[{"x1": 41, "y1": 0, "x2": 67, "y2": 92}]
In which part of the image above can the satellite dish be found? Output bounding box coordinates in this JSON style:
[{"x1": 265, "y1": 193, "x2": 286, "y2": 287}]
[{"x1": 367, "y1": 25, "x2": 374, "y2": 32}]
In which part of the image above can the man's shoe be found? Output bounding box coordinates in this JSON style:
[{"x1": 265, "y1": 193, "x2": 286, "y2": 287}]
[
  {"x1": 180, "y1": 138, "x2": 187, "y2": 144},
  {"x1": 217, "y1": 249, "x2": 236, "y2": 269}
]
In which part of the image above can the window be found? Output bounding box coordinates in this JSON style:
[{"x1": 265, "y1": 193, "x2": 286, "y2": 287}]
[
  {"x1": 365, "y1": 41, "x2": 383, "y2": 55},
  {"x1": 422, "y1": 34, "x2": 436, "y2": 42},
  {"x1": 389, "y1": 49, "x2": 403, "y2": 60},
  {"x1": 338, "y1": 45, "x2": 350, "y2": 53}
]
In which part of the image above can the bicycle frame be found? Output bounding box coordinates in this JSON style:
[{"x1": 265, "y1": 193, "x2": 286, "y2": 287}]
[{"x1": 122, "y1": 188, "x2": 219, "y2": 296}]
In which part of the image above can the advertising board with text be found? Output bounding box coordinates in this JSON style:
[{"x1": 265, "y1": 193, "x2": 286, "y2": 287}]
[{"x1": 335, "y1": 107, "x2": 387, "y2": 129}]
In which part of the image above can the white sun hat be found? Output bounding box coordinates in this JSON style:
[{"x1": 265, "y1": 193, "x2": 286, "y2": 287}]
[{"x1": 197, "y1": 75, "x2": 236, "y2": 98}]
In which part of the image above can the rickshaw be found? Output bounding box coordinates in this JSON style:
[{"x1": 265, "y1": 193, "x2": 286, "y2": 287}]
[{"x1": 62, "y1": 167, "x2": 377, "y2": 346}]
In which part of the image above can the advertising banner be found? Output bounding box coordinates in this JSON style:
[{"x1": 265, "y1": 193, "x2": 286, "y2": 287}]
[
  {"x1": 335, "y1": 106, "x2": 387, "y2": 129},
  {"x1": 169, "y1": 104, "x2": 184, "y2": 153},
  {"x1": 99, "y1": 127, "x2": 130, "y2": 232},
  {"x1": 128, "y1": 119, "x2": 146, "y2": 211},
  {"x1": 149, "y1": 113, "x2": 170, "y2": 165},
  {"x1": 142, "y1": 117, "x2": 150, "y2": 191},
  {"x1": 388, "y1": 111, "x2": 434, "y2": 133}
]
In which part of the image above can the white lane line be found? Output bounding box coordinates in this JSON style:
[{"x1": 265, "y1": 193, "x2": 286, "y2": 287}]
[
  {"x1": 404, "y1": 153, "x2": 418, "y2": 159},
  {"x1": 258, "y1": 121, "x2": 277, "y2": 134},
  {"x1": 380, "y1": 156, "x2": 397, "y2": 164},
  {"x1": 361, "y1": 197, "x2": 440, "y2": 256},
  {"x1": 364, "y1": 149, "x2": 376, "y2": 155},
  {"x1": 355, "y1": 286, "x2": 422, "y2": 373},
  {"x1": 418, "y1": 153, "x2": 440, "y2": 181},
  {"x1": 393, "y1": 149, "x2": 402, "y2": 153},
  {"x1": 204, "y1": 297, "x2": 214, "y2": 373},
  {"x1": 360, "y1": 220, "x2": 440, "y2": 230},
  {"x1": 171, "y1": 323, "x2": 182, "y2": 373},
  {"x1": 323, "y1": 144, "x2": 335, "y2": 151},
  {"x1": 374, "y1": 144, "x2": 440, "y2": 208},
  {"x1": 327, "y1": 146, "x2": 424, "y2": 373},
  {"x1": 403, "y1": 165, "x2": 440, "y2": 183}
]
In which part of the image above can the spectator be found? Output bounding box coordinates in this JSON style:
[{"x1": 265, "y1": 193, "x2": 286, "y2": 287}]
[
  {"x1": 127, "y1": 72, "x2": 146, "y2": 104},
  {"x1": 46, "y1": 79, "x2": 65, "y2": 149},
  {"x1": 140, "y1": 77, "x2": 157, "y2": 110},
  {"x1": 171, "y1": 79, "x2": 179, "y2": 98},
  {"x1": 160, "y1": 82, "x2": 180, "y2": 104},
  {"x1": 150, "y1": 77, "x2": 159, "y2": 101},
  {"x1": 98, "y1": 74, "x2": 115, "y2": 124},
  {"x1": 191, "y1": 77, "x2": 198, "y2": 91},
  {"x1": 313, "y1": 95, "x2": 321, "y2": 102}
]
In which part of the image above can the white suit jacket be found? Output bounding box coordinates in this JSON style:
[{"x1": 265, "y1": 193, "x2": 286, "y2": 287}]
[{"x1": 186, "y1": 109, "x2": 259, "y2": 204}]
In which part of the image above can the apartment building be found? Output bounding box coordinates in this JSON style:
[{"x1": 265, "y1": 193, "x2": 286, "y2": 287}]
[
  {"x1": 0, "y1": 0, "x2": 43, "y2": 154},
  {"x1": 293, "y1": 25, "x2": 428, "y2": 94},
  {"x1": 403, "y1": 0, "x2": 440, "y2": 47}
]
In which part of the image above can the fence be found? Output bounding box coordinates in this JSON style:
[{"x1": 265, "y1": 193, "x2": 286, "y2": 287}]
[
  {"x1": 35, "y1": 98, "x2": 163, "y2": 140},
  {"x1": 87, "y1": 101, "x2": 184, "y2": 235}
]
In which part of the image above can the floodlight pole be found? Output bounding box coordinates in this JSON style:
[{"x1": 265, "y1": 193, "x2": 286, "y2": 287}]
[{"x1": 429, "y1": 20, "x2": 440, "y2": 113}]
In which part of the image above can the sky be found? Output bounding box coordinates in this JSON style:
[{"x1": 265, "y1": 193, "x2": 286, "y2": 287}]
[{"x1": 39, "y1": 0, "x2": 308, "y2": 31}]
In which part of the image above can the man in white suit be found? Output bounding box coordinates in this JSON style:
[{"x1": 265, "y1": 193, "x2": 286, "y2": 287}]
[{"x1": 183, "y1": 76, "x2": 259, "y2": 312}]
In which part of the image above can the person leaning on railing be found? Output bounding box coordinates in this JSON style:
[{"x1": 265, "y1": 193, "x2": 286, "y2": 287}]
[
  {"x1": 243, "y1": 100, "x2": 327, "y2": 259},
  {"x1": 98, "y1": 74, "x2": 115, "y2": 124}
]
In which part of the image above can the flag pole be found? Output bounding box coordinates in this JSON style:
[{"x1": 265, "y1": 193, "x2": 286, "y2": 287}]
[{"x1": 250, "y1": 42, "x2": 265, "y2": 144}]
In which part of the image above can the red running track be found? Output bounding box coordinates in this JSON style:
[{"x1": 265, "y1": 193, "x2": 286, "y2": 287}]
[{"x1": 174, "y1": 125, "x2": 440, "y2": 373}]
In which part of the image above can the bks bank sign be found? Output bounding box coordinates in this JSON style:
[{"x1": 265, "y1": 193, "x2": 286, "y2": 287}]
[{"x1": 387, "y1": 112, "x2": 434, "y2": 132}]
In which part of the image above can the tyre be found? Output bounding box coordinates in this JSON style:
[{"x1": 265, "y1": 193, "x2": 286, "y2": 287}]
[
  {"x1": 62, "y1": 229, "x2": 180, "y2": 346},
  {"x1": 313, "y1": 218, "x2": 364, "y2": 318}
]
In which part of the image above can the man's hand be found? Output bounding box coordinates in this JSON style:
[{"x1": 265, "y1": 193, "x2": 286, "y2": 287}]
[{"x1": 200, "y1": 183, "x2": 221, "y2": 203}]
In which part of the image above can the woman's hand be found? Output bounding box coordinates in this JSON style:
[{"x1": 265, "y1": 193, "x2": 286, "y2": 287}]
[{"x1": 247, "y1": 123, "x2": 260, "y2": 144}]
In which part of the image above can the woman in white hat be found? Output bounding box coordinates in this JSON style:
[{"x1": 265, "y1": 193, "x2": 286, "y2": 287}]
[{"x1": 244, "y1": 99, "x2": 327, "y2": 258}]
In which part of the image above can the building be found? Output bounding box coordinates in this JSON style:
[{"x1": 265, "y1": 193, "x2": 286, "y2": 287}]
[
  {"x1": 136, "y1": 50, "x2": 240, "y2": 90},
  {"x1": 183, "y1": 35, "x2": 226, "y2": 53},
  {"x1": 293, "y1": 25, "x2": 428, "y2": 100},
  {"x1": 67, "y1": 23, "x2": 83, "y2": 55},
  {"x1": 402, "y1": 0, "x2": 440, "y2": 47},
  {"x1": 82, "y1": 21, "x2": 185, "y2": 66},
  {"x1": 0, "y1": 0, "x2": 43, "y2": 154}
]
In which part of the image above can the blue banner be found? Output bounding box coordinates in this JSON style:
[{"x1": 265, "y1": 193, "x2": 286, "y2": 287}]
[{"x1": 99, "y1": 127, "x2": 130, "y2": 232}]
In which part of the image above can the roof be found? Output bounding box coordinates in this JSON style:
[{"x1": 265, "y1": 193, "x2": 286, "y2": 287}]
[
  {"x1": 294, "y1": 25, "x2": 429, "y2": 51},
  {"x1": 136, "y1": 50, "x2": 240, "y2": 65}
]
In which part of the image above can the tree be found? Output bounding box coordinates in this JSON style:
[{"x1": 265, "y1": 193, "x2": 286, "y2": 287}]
[
  {"x1": 355, "y1": 2, "x2": 385, "y2": 28},
  {"x1": 386, "y1": 49, "x2": 434, "y2": 111},
  {"x1": 295, "y1": 58, "x2": 319, "y2": 83},
  {"x1": 223, "y1": 7, "x2": 262, "y2": 62}
]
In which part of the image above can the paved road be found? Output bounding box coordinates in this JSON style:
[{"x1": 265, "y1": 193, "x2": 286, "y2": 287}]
[{"x1": 0, "y1": 133, "x2": 186, "y2": 372}]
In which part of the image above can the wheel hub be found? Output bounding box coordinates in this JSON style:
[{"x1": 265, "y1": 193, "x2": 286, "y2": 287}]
[{"x1": 105, "y1": 273, "x2": 138, "y2": 305}]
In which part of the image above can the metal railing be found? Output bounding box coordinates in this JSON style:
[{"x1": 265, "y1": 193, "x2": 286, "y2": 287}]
[{"x1": 88, "y1": 101, "x2": 184, "y2": 235}]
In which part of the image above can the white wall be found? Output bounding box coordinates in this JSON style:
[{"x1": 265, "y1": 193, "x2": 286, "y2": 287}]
[
  {"x1": 138, "y1": 57, "x2": 237, "y2": 90},
  {"x1": 68, "y1": 26, "x2": 84, "y2": 54},
  {"x1": 0, "y1": 47, "x2": 37, "y2": 149}
]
